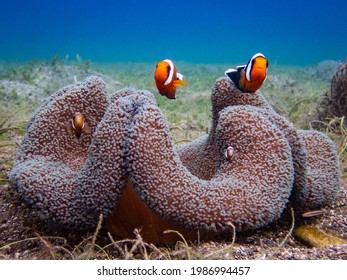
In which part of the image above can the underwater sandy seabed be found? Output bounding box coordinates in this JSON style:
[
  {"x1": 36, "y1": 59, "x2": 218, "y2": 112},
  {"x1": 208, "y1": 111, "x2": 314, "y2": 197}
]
[{"x1": 0, "y1": 59, "x2": 346, "y2": 259}]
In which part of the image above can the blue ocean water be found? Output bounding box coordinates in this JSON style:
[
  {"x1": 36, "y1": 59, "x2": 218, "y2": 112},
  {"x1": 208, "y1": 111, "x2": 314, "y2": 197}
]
[{"x1": 1, "y1": 0, "x2": 346, "y2": 66}]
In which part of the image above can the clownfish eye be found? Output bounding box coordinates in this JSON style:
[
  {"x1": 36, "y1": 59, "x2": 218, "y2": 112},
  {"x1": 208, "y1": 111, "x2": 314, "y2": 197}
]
[
  {"x1": 167, "y1": 65, "x2": 171, "y2": 72},
  {"x1": 156, "y1": 64, "x2": 158, "y2": 68}
]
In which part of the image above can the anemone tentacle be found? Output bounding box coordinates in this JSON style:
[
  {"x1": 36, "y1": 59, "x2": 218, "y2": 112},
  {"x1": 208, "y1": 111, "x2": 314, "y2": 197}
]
[
  {"x1": 293, "y1": 130, "x2": 341, "y2": 210},
  {"x1": 10, "y1": 77, "x2": 132, "y2": 227},
  {"x1": 177, "y1": 77, "x2": 340, "y2": 214},
  {"x1": 128, "y1": 102, "x2": 294, "y2": 231}
]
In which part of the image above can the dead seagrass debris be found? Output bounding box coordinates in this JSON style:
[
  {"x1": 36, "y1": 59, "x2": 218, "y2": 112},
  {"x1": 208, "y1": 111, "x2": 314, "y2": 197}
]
[{"x1": 294, "y1": 224, "x2": 347, "y2": 248}]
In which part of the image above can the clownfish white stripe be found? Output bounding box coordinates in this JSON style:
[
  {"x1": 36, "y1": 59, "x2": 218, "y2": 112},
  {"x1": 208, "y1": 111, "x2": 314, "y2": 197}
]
[
  {"x1": 71, "y1": 119, "x2": 76, "y2": 129},
  {"x1": 245, "y1": 53, "x2": 265, "y2": 81},
  {"x1": 163, "y1": 59, "x2": 174, "y2": 85},
  {"x1": 250, "y1": 52, "x2": 265, "y2": 61}
]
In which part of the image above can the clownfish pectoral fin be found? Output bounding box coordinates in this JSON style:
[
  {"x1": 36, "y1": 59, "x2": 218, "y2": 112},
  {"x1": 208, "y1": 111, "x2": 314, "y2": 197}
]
[
  {"x1": 225, "y1": 68, "x2": 241, "y2": 86},
  {"x1": 173, "y1": 79, "x2": 187, "y2": 88},
  {"x1": 82, "y1": 123, "x2": 91, "y2": 134},
  {"x1": 65, "y1": 121, "x2": 74, "y2": 135},
  {"x1": 176, "y1": 72, "x2": 184, "y2": 80}
]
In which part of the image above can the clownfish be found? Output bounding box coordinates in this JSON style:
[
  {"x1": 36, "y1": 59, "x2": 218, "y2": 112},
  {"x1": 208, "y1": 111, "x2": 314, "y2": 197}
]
[
  {"x1": 153, "y1": 59, "x2": 186, "y2": 99},
  {"x1": 66, "y1": 112, "x2": 90, "y2": 139},
  {"x1": 225, "y1": 53, "x2": 268, "y2": 93},
  {"x1": 225, "y1": 146, "x2": 234, "y2": 161}
]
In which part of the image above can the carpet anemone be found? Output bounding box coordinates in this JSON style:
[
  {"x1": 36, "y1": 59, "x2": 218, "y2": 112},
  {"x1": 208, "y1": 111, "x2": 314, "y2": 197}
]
[{"x1": 10, "y1": 76, "x2": 341, "y2": 244}]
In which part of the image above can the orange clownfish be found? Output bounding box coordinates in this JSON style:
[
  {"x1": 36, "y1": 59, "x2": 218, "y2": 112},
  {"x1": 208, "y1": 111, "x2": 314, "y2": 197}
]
[
  {"x1": 153, "y1": 59, "x2": 186, "y2": 99},
  {"x1": 66, "y1": 112, "x2": 90, "y2": 139},
  {"x1": 225, "y1": 53, "x2": 268, "y2": 93}
]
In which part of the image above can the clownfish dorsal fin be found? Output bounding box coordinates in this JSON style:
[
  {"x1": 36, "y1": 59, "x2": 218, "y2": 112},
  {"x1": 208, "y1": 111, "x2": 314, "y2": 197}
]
[
  {"x1": 225, "y1": 68, "x2": 241, "y2": 86},
  {"x1": 225, "y1": 68, "x2": 237, "y2": 76},
  {"x1": 163, "y1": 59, "x2": 174, "y2": 85},
  {"x1": 245, "y1": 53, "x2": 265, "y2": 81},
  {"x1": 236, "y1": 65, "x2": 246, "y2": 71}
]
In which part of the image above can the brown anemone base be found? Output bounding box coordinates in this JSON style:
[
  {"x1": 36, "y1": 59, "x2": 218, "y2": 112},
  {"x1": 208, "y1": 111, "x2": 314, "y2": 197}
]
[{"x1": 106, "y1": 179, "x2": 219, "y2": 245}]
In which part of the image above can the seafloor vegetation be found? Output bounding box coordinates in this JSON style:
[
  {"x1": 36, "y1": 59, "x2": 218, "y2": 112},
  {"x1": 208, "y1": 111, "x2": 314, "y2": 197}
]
[{"x1": 0, "y1": 56, "x2": 346, "y2": 259}]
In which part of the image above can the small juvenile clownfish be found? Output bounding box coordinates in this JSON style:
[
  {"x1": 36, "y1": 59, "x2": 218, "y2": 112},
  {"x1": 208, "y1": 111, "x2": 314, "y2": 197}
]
[
  {"x1": 66, "y1": 112, "x2": 90, "y2": 139},
  {"x1": 225, "y1": 146, "x2": 234, "y2": 161},
  {"x1": 225, "y1": 53, "x2": 268, "y2": 93},
  {"x1": 153, "y1": 59, "x2": 186, "y2": 99}
]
